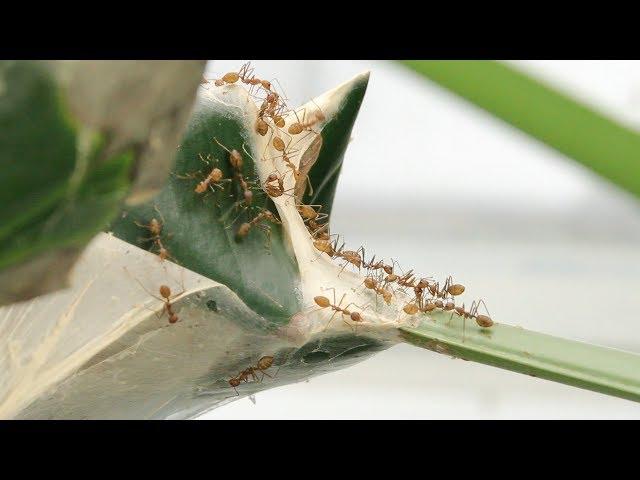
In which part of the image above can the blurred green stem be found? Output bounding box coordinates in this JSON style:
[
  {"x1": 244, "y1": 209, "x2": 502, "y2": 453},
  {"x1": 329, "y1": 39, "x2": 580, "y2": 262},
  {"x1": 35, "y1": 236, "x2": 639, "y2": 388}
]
[{"x1": 402, "y1": 60, "x2": 640, "y2": 200}]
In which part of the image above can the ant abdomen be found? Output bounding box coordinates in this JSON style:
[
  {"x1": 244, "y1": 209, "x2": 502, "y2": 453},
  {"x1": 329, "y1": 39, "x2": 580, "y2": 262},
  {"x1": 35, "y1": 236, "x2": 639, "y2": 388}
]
[
  {"x1": 256, "y1": 356, "x2": 274, "y2": 370},
  {"x1": 314, "y1": 296, "x2": 331, "y2": 308},
  {"x1": 159, "y1": 285, "x2": 171, "y2": 299},
  {"x1": 476, "y1": 315, "x2": 493, "y2": 328}
]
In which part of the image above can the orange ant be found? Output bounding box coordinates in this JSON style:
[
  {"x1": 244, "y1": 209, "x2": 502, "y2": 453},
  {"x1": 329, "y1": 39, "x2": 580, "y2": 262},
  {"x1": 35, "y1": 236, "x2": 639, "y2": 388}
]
[
  {"x1": 216, "y1": 68, "x2": 243, "y2": 85},
  {"x1": 313, "y1": 288, "x2": 367, "y2": 331},
  {"x1": 468, "y1": 299, "x2": 494, "y2": 328},
  {"x1": 288, "y1": 104, "x2": 326, "y2": 136},
  {"x1": 363, "y1": 275, "x2": 393, "y2": 305},
  {"x1": 396, "y1": 270, "x2": 417, "y2": 290},
  {"x1": 237, "y1": 62, "x2": 276, "y2": 95},
  {"x1": 266, "y1": 146, "x2": 302, "y2": 182},
  {"x1": 214, "y1": 138, "x2": 254, "y2": 207},
  {"x1": 228, "y1": 355, "x2": 276, "y2": 395},
  {"x1": 313, "y1": 238, "x2": 336, "y2": 257},
  {"x1": 362, "y1": 252, "x2": 395, "y2": 278},
  {"x1": 175, "y1": 153, "x2": 230, "y2": 195},
  {"x1": 262, "y1": 171, "x2": 295, "y2": 199},
  {"x1": 134, "y1": 206, "x2": 173, "y2": 262},
  {"x1": 297, "y1": 204, "x2": 329, "y2": 238},
  {"x1": 443, "y1": 275, "x2": 466, "y2": 297},
  {"x1": 194, "y1": 155, "x2": 228, "y2": 194},
  {"x1": 125, "y1": 267, "x2": 185, "y2": 324},
  {"x1": 449, "y1": 300, "x2": 494, "y2": 341},
  {"x1": 281, "y1": 150, "x2": 300, "y2": 180},
  {"x1": 235, "y1": 208, "x2": 281, "y2": 245},
  {"x1": 263, "y1": 170, "x2": 297, "y2": 200},
  {"x1": 332, "y1": 242, "x2": 364, "y2": 274}
]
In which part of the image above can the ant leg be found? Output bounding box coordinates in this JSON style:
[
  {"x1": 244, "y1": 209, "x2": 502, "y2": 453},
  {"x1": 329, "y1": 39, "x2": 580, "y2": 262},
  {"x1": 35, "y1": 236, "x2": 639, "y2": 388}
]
[
  {"x1": 342, "y1": 317, "x2": 356, "y2": 333},
  {"x1": 197, "y1": 152, "x2": 209, "y2": 166},
  {"x1": 222, "y1": 202, "x2": 250, "y2": 227},
  {"x1": 324, "y1": 309, "x2": 340, "y2": 331},
  {"x1": 320, "y1": 287, "x2": 340, "y2": 307},
  {"x1": 477, "y1": 299, "x2": 492, "y2": 317},
  {"x1": 272, "y1": 77, "x2": 289, "y2": 102},
  {"x1": 137, "y1": 302, "x2": 166, "y2": 321},
  {"x1": 136, "y1": 235, "x2": 156, "y2": 243},
  {"x1": 175, "y1": 267, "x2": 186, "y2": 298},
  {"x1": 241, "y1": 143, "x2": 259, "y2": 164},
  {"x1": 257, "y1": 224, "x2": 272, "y2": 253},
  {"x1": 213, "y1": 137, "x2": 232, "y2": 155},
  {"x1": 153, "y1": 204, "x2": 166, "y2": 225},
  {"x1": 343, "y1": 302, "x2": 369, "y2": 314},
  {"x1": 337, "y1": 260, "x2": 351, "y2": 277},
  {"x1": 463, "y1": 315, "x2": 467, "y2": 344},
  {"x1": 123, "y1": 267, "x2": 165, "y2": 303},
  {"x1": 134, "y1": 221, "x2": 151, "y2": 231}
]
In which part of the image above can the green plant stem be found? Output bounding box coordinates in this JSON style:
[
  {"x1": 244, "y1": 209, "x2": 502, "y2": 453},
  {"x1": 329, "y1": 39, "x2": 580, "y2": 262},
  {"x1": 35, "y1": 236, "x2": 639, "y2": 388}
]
[
  {"x1": 401, "y1": 312, "x2": 640, "y2": 403},
  {"x1": 402, "y1": 60, "x2": 640, "y2": 200}
]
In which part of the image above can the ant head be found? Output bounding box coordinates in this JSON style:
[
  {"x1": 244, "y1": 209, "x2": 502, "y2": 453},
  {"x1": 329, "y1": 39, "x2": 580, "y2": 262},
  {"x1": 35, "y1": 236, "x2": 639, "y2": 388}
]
[
  {"x1": 169, "y1": 314, "x2": 179, "y2": 324},
  {"x1": 229, "y1": 378, "x2": 241, "y2": 387}
]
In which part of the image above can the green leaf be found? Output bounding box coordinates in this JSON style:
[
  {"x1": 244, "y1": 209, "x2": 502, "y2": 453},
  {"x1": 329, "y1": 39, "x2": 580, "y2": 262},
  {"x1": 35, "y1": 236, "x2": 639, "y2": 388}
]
[
  {"x1": 401, "y1": 312, "x2": 640, "y2": 403},
  {"x1": 402, "y1": 60, "x2": 640, "y2": 199},
  {"x1": 110, "y1": 89, "x2": 302, "y2": 325},
  {"x1": 0, "y1": 61, "x2": 133, "y2": 305},
  {"x1": 111, "y1": 75, "x2": 370, "y2": 326},
  {"x1": 303, "y1": 73, "x2": 369, "y2": 217},
  {"x1": 0, "y1": 61, "x2": 77, "y2": 239}
]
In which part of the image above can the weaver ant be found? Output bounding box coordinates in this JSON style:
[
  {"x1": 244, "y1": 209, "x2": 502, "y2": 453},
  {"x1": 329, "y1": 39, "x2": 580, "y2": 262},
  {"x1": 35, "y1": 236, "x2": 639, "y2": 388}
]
[
  {"x1": 228, "y1": 355, "x2": 276, "y2": 395},
  {"x1": 214, "y1": 138, "x2": 255, "y2": 208},
  {"x1": 134, "y1": 206, "x2": 173, "y2": 262},
  {"x1": 313, "y1": 287, "x2": 367, "y2": 331},
  {"x1": 235, "y1": 208, "x2": 281, "y2": 247},
  {"x1": 125, "y1": 267, "x2": 185, "y2": 324}
]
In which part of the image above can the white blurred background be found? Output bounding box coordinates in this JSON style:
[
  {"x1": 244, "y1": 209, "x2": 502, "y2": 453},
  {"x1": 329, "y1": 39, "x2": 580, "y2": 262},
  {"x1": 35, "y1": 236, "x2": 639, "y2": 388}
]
[{"x1": 200, "y1": 60, "x2": 640, "y2": 419}]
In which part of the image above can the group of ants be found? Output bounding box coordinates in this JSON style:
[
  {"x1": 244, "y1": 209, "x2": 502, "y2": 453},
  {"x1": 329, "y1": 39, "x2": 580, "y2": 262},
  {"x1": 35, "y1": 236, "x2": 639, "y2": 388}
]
[{"x1": 129, "y1": 63, "x2": 494, "y2": 396}]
